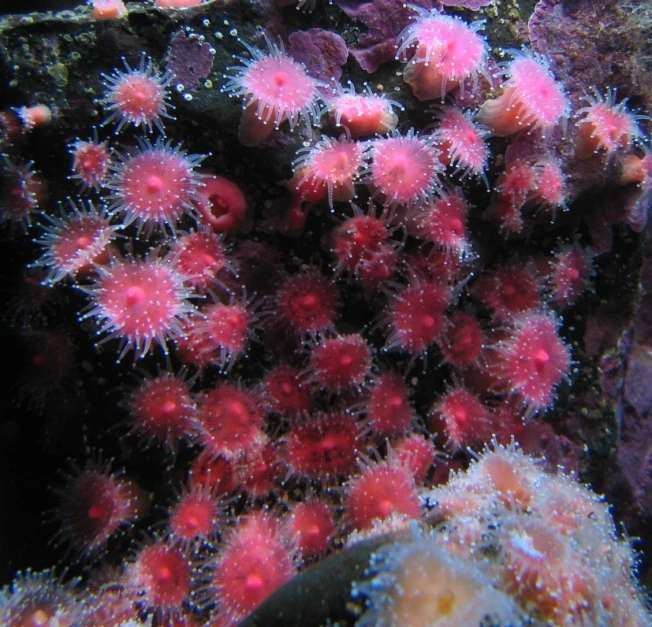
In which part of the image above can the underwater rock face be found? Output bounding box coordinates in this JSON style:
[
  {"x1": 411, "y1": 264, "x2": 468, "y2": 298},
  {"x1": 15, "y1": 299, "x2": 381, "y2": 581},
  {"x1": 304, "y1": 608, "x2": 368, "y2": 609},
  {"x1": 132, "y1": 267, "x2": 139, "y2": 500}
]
[
  {"x1": 0, "y1": 0, "x2": 650, "y2": 624},
  {"x1": 603, "y1": 223, "x2": 652, "y2": 552}
]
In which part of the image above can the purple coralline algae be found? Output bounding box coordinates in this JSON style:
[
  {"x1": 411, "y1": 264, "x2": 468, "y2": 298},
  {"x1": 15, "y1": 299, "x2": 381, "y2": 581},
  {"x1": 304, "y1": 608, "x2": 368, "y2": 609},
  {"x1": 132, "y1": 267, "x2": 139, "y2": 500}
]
[
  {"x1": 529, "y1": 0, "x2": 652, "y2": 109},
  {"x1": 166, "y1": 29, "x2": 215, "y2": 93},
  {"x1": 334, "y1": 0, "x2": 440, "y2": 72},
  {"x1": 288, "y1": 29, "x2": 348, "y2": 98},
  {"x1": 441, "y1": 0, "x2": 493, "y2": 9}
]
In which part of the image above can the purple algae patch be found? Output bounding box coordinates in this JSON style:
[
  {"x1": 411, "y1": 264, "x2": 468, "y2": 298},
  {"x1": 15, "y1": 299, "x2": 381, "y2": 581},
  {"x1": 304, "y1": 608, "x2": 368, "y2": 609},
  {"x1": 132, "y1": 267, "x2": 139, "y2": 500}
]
[
  {"x1": 334, "y1": 0, "x2": 440, "y2": 73},
  {"x1": 441, "y1": 0, "x2": 493, "y2": 8},
  {"x1": 166, "y1": 29, "x2": 214, "y2": 93},
  {"x1": 528, "y1": 0, "x2": 652, "y2": 109},
  {"x1": 288, "y1": 29, "x2": 348, "y2": 98}
]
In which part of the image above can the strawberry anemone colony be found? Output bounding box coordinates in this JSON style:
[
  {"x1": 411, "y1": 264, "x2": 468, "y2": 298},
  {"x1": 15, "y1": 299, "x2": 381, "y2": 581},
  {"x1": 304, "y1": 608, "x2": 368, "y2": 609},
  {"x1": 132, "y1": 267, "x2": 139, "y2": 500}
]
[{"x1": 0, "y1": 3, "x2": 651, "y2": 627}]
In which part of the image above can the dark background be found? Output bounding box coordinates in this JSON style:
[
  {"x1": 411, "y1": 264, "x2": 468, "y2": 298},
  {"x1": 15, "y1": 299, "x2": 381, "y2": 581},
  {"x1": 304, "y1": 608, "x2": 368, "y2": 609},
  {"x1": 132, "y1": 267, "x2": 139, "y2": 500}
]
[{"x1": 1, "y1": 0, "x2": 81, "y2": 14}]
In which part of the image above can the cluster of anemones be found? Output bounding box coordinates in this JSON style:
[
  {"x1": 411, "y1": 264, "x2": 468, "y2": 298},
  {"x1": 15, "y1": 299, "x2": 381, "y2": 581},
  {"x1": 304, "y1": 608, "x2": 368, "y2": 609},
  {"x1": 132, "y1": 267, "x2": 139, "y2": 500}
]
[
  {"x1": 353, "y1": 441, "x2": 651, "y2": 627},
  {"x1": 0, "y1": 3, "x2": 650, "y2": 626}
]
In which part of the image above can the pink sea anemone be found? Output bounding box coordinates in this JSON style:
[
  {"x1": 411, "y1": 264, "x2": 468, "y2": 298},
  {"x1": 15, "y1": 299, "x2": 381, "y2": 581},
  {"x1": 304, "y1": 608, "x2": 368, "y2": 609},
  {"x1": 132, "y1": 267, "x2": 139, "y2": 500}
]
[
  {"x1": 530, "y1": 156, "x2": 568, "y2": 212},
  {"x1": 34, "y1": 199, "x2": 119, "y2": 284},
  {"x1": 51, "y1": 458, "x2": 143, "y2": 560},
  {"x1": 125, "y1": 370, "x2": 197, "y2": 451},
  {"x1": 100, "y1": 54, "x2": 174, "y2": 134},
  {"x1": 415, "y1": 188, "x2": 470, "y2": 257},
  {"x1": 384, "y1": 280, "x2": 451, "y2": 358},
  {"x1": 69, "y1": 132, "x2": 112, "y2": 190},
  {"x1": 345, "y1": 459, "x2": 422, "y2": 530},
  {"x1": 210, "y1": 513, "x2": 295, "y2": 624},
  {"x1": 430, "y1": 385, "x2": 492, "y2": 450},
  {"x1": 290, "y1": 135, "x2": 366, "y2": 208},
  {"x1": 169, "y1": 229, "x2": 229, "y2": 292},
  {"x1": 328, "y1": 82, "x2": 402, "y2": 137},
  {"x1": 196, "y1": 383, "x2": 265, "y2": 459},
  {"x1": 546, "y1": 244, "x2": 592, "y2": 307},
  {"x1": 366, "y1": 129, "x2": 441, "y2": 207},
  {"x1": 283, "y1": 499, "x2": 335, "y2": 560},
  {"x1": 15, "y1": 104, "x2": 52, "y2": 132},
  {"x1": 363, "y1": 371, "x2": 414, "y2": 437},
  {"x1": 80, "y1": 254, "x2": 196, "y2": 360},
  {"x1": 440, "y1": 311, "x2": 484, "y2": 367},
  {"x1": 89, "y1": 0, "x2": 127, "y2": 19},
  {"x1": 127, "y1": 540, "x2": 192, "y2": 617},
  {"x1": 196, "y1": 173, "x2": 248, "y2": 233},
  {"x1": 477, "y1": 49, "x2": 568, "y2": 137},
  {"x1": 275, "y1": 269, "x2": 340, "y2": 337},
  {"x1": 283, "y1": 412, "x2": 364, "y2": 480},
  {"x1": 491, "y1": 312, "x2": 571, "y2": 415},
  {"x1": 106, "y1": 137, "x2": 206, "y2": 236},
  {"x1": 433, "y1": 106, "x2": 489, "y2": 181},
  {"x1": 396, "y1": 8, "x2": 488, "y2": 102},
  {"x1": 471, "y1": 264, "x2": 542, "y2": 321},
  {"x1": 222, "y1": 35, "x2": 324, "y2": 147},
  {"x1": 575, "y1": 87, "x2": 647, "y2": 160},
  {"x1": 307, "y1": 333, "x2": 372, "y2": 393},
  {"x1": 329, "y1": 204, "x2": 392, "y2": 275}
]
